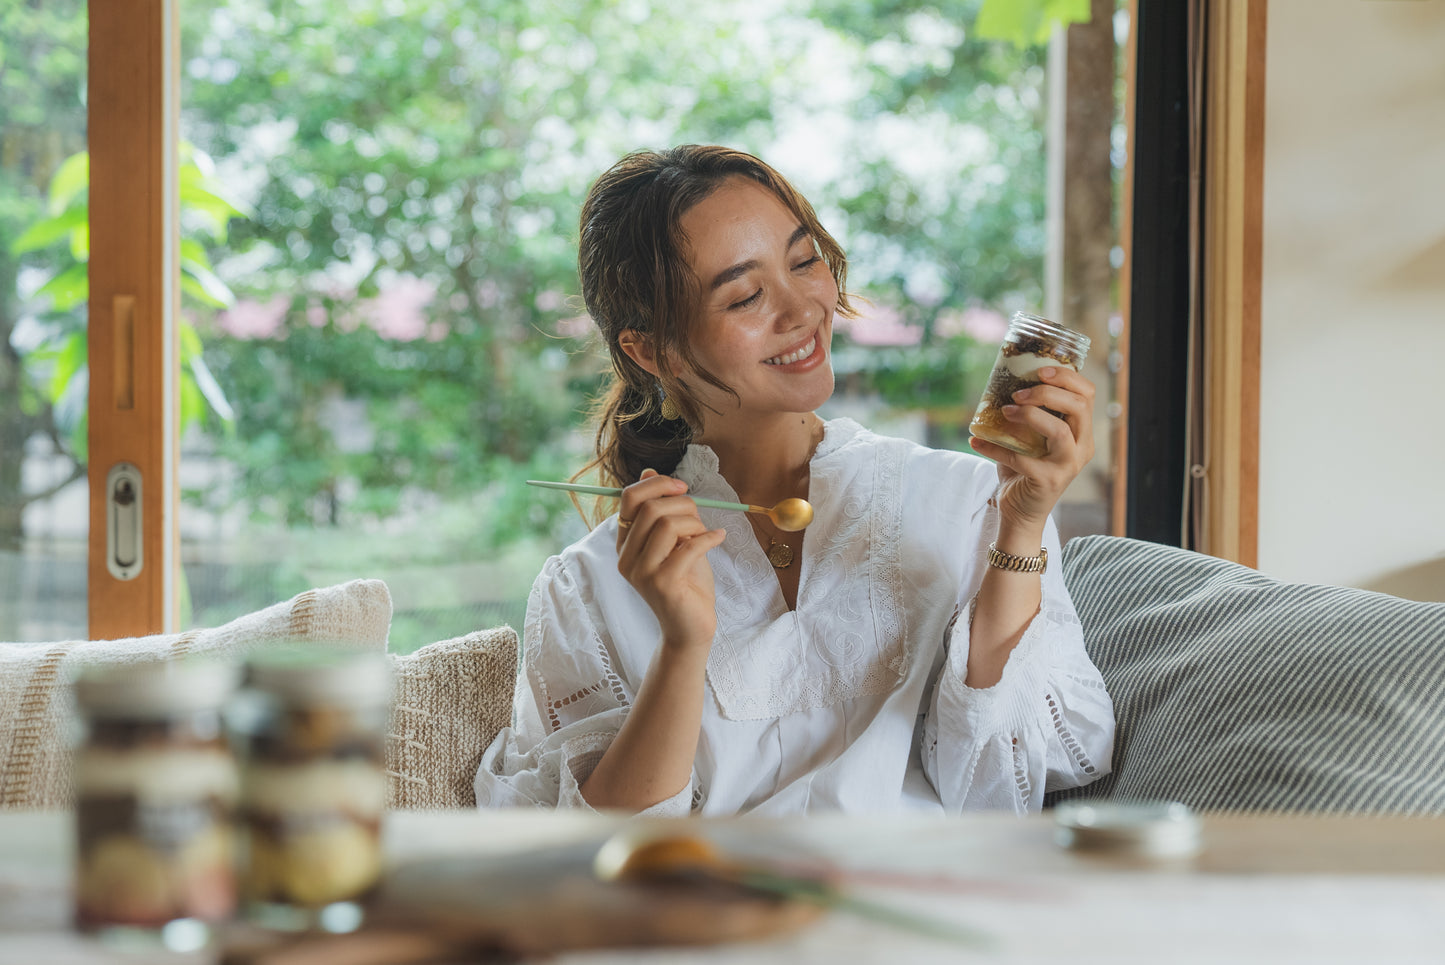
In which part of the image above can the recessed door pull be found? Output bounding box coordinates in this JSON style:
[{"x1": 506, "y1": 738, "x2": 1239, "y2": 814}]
[{"x1": 106, "y1": 462, "x2": 143, "y2": 581}]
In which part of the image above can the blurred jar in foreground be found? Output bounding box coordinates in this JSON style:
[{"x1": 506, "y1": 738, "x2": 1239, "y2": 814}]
[
  {"x1": 72, "y1": 658, "x2": 240, "y2": 949},
  {"x1": 233, "y1": 650, "x2": 392, "y2": 932},
  {"x1": 968, "y1": 312, "x2": 1091, "y2": 459}
]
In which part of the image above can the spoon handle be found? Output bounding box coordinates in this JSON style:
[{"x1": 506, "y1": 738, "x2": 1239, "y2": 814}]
[{"x1": 525, "y1": 479, "x2": 759, "y2": 515}]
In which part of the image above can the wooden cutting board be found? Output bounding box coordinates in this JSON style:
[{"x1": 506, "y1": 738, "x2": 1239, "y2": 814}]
[{"x1": 220, "y1": 837, "x2": 823, "y2": 964}]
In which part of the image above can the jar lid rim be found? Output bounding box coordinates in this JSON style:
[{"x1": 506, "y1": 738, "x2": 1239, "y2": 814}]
[
  {"x1": 72, "y1": 658, "x2": 240, "y2": 716},
  {"x1": 245, "y1": 650, "x2": 393, "y2": 705},
  {"x1": 1007, "y1": 312, "x2": 1092, "y2": 352}
]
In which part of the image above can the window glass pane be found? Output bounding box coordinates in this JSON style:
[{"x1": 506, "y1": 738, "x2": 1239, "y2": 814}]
[
  {"x1": 178, "y1": 0, "x2": 1125, "y2": 650},
  {"x1": 1, "y1": 2, "x2": 89, "y2": 641}
]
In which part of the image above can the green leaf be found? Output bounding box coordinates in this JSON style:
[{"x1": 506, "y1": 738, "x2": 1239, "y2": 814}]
[
  {"x1": 180, "y1": 237, "x2": 209, "y2": 267},
  {"x1": 179, "y1": 163, "x2": 256, "y2": 244},
  {"x1": 974, "y1": 0, "x2": 1029, "y2": 46},
  {"x1": 180, "y1": 372, "x2": 206, "y2": 434},
  {"x1": 51, "y1": 357, "x2": 89, "y2": 460},
  {"x1": 186, "y1": 352, "x2": 236, "y2": 424},
  {"x1": 48, "y1": 329, "x2": 89, "y2": 406},
  {"x1": 975, "y1": 0, "x2": 1092, "y2": 47},
  {"x1": 9, "y1": 203, "x2": 86, "y2": 255},
  {"x1": 181, "y1": 274, "x2": 218, "y2": 308},
  {"x1": 181, "y1": 262, "x2": 236, "y2": 308},
  {"x1": 179, "y1": 319, "x2": 204, "y2": 361},
  {"x1": 48, "y1": 152, "x2": 90, "y2": 215},
  {"x1": 179, "y1": 170, "x2": 255, "y2": 219},
  {"x1": 1047, "y1": 0, "x2": 1093, "y2": 34},
  {"x1": 34, "y1": 262, "x2": 90, "y2": 312},
  {"x1": 69, "y1": 219, "x2": 90, "y2": 262}
]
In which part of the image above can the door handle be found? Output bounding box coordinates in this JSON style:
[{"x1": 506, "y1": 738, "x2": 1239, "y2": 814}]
[{"x1": 106, "y1": 462, "x2": 143, "y2": 581}]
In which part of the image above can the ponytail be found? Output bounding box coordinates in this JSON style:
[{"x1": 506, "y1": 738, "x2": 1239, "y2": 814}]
[
  {"x1": 570, "y1": 368, "x2": 691, "y2": 526},
  {"x1": 585, "y1": 377, "x2": 688, "y2": 476}
]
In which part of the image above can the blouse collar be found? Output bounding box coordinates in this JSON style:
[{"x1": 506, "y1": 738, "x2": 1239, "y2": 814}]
[{"x1": 673, "y1": 416, "x2": 865, "y2": 497}]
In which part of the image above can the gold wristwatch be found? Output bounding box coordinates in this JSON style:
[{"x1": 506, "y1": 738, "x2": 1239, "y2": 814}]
[{"x1": 986, "y1": 542, "x2": 1048, "y2": 574}]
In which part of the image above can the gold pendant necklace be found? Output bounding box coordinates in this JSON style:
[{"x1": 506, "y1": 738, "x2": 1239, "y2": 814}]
[{"x1": 766, "y1": 538, "x2": 794, "y2": 569}]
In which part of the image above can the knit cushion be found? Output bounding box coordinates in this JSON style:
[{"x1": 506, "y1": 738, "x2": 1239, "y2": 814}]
[
  {"x1": 1045, "y1": 535, "x2": 1445, "y2": 814},
  {"x1": 386, "y1": 627, "x2": 518, "y2": 809},
  {"x1": 0, "y1": 579, "x2": 392, "y2": 810}
]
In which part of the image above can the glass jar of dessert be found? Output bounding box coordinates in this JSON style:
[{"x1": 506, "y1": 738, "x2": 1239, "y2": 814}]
[
  {"x1": 968, "y1": 312, "x2": 1091, "y2": 458},
  {"x1": 232, "y1": 650, "x2": 392, "y2": 932},
  {"x1": 71, "y1": 658, "x2": 240, "y2": 947}
]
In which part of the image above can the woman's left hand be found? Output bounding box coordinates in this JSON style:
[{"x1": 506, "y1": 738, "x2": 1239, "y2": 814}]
[{"x1": 968, "y1": 366, "x2": 1096, "y2": 531}]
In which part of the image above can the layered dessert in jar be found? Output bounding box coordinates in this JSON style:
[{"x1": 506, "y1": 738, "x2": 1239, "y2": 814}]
[
  {"x1": 234, "y1": 652, "x2": 392, "y2": 924},
  {"x1": 72, "y1": 659, "x2": 239, "y2": 934},
  {"x1": 968, "y1": 312, "x2": 1090, "y2": 458}
]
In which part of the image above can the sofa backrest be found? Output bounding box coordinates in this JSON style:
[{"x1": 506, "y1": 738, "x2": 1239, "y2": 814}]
[
  {"x1": 1, "y1": 579, "x2": 395, "y2": 810},
  {"x1": 387, "y1": 627, "x2": 517, "y2": 809},
  {"x1": 1047, "y1": 535, "x2": 1445, "y2": 814}
]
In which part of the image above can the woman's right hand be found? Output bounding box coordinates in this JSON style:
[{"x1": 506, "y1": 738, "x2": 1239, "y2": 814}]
[{"x1": 615, "y1": 468, "x2": 727, "y2": 653}]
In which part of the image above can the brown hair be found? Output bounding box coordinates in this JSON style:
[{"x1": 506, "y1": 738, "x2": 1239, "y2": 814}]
[{"x1": 574, "y1": 145, "x2": 853, "y2": 508}]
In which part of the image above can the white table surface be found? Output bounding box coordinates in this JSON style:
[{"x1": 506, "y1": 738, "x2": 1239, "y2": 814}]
[{"x1": 3, "y1": 809, "x2": 1444, "y2": 964}]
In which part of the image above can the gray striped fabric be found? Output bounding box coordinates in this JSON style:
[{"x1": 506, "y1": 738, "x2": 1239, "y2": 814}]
[{"x1": 1044, "y1": 535, "x2": 1445, "y2": 814}]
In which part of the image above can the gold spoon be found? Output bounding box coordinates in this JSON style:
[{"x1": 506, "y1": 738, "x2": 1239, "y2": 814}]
[
  {"x1": 592, "y1": 829, "x2": 990, "y2": 946},
  {"x1": 526, "y1": 479, "x2": 814, "y2": 532}
]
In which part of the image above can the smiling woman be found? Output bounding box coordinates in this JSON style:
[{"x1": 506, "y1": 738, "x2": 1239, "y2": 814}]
[{"x1": 473, "y1": 145, "x2": 1116, "y2": 818}]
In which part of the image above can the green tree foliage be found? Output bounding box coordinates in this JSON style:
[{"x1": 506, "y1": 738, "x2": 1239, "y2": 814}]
[
  {"x1": 11, "y1": 147, "x2": 243, "y2": 460},
  {"x1": 0, "y1": 0, "x2": 87, "y2": 550},
  {"x1": 5, "y1": 0, "x2": 1090, "y2": 552},
  {"x1": 808, "y1": 0, "x2": 1053, "y2": 323}
]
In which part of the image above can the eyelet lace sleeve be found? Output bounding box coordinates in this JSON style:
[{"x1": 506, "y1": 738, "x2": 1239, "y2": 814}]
[
  {"x1": 921, "y1": 520, "x2": 1115, "y2": 814},
  {"x1": 473, "y1": 553, "x2": 694, "y2": 815}
]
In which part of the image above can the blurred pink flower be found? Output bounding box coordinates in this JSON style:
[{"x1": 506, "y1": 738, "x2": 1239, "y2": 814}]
[
  {"x1": 937, "y1": 306, "x2": 1008, "y2": 344},
  {"x1": 838, "y1": 302, "x2": 922, "y2": 347},
  {"x1": 359, "y1": 275, "x2": 437, "y2": 341},
  {"x1": 300, "y1": 276, "x2": 442, "y2": 341},
  {"x1": 217, "y1": 296, "x2": 287, "y2": 339},
  {"x1": 308, "y1": 280, "x2": 354, "y2": 329}
]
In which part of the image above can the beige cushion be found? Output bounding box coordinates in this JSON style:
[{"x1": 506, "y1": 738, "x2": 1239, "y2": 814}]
[
  {"x1": 386, "y1": 627, "x2": 519, "y2": 810},
  {"x1": 0, "y1": 579, "x2": 392, "y2": 810}
]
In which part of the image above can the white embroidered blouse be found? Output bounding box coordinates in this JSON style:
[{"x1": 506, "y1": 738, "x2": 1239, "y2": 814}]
[{"x1": 474, "y1": 418, "x2": 1115, "y2": 815}]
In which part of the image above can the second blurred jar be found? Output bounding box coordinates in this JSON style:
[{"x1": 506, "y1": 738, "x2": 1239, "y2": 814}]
[
  {"x1": 233, "y1": 650, "x2": 392, "y2": 930},
  {"x1": 968, "y1": 312, "x2": 1091, "y2": 459}
]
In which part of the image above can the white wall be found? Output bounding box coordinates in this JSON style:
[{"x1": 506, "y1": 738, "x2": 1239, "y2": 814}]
[{"x1": 1258, "y1": 0, "x2": 1445, "y2": 595}]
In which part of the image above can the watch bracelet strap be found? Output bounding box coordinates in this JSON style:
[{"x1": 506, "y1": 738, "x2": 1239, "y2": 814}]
[{"x1": 986, "y1": 542, "x2": 1048, "y2": 574}]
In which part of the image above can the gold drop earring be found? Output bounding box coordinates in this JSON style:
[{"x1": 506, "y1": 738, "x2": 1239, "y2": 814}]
[{"x1": 659, "y1": 384, "x2": 681, "y2": 422}]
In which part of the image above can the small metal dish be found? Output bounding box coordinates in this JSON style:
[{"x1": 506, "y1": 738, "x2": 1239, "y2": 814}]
[{"x1": 1053, "y1": 800, "x2": 1203, "y2": 859}]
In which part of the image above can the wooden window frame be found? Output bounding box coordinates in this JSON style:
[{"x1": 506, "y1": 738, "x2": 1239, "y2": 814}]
[
  {"x1": 88, "y1": 0, "x2": 180, "y2": 637},
  {"x1": 1119, "y1": 0, "x2": 1265, "y2": 563},
  {"x1": 1199, "y1": 0, "x2": 1266, "y2": 566}
]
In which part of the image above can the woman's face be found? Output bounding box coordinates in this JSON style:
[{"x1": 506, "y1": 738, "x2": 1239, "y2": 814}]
[{"x1": 676, "y1": 177, "x2": 838, "y2": 428}]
